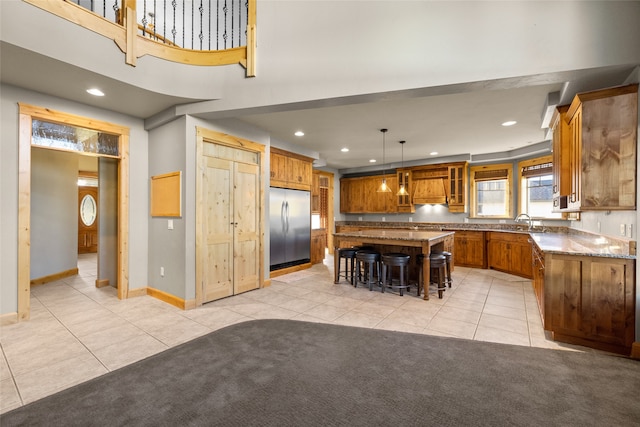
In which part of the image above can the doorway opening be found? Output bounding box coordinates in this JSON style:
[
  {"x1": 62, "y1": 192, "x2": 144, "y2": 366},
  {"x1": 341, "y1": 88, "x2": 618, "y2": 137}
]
[{"x1": 17, "y1": 103, "x2": 130, "y2": 321}]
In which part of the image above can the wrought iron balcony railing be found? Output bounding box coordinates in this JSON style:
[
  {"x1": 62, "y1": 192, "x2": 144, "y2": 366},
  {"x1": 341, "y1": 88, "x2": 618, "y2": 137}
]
[{"x1": 23, "y1": 0, "x2": 256, "y2": 76}]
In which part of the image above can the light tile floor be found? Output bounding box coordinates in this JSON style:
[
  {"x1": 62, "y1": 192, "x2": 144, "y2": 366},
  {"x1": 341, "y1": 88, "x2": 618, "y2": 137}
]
[{"x1": 1, "y1": 253, "x2": 595, "y2": 414}]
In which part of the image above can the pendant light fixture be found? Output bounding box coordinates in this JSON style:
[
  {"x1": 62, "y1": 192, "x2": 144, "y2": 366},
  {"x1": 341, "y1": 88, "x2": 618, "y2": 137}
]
[
  {"x1": 397, "y1": 140, "x2": 409, "y2": 196},
  {"x1": 377, "y1": 128, "x2": 392, "y2": 193}
]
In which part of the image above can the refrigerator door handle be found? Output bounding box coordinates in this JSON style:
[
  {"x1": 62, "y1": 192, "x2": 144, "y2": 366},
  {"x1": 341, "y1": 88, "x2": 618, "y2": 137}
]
[
  {"x1": 285, "y1": 201, "x2": 290, "y2": 233},
  {"x1": 280, "y1": 201, "x2": 286, "y2": 233}
]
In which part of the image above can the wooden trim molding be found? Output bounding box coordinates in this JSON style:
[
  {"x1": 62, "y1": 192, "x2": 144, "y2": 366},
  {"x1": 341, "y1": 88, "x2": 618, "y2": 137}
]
[
  {"x1": 0, "y1": 312, "x2": 19, "y2": 327},
  {"x1": 147, "y1": 287, "x2": 188, "y2": 310},
  {"x1": 30, "y1": 268, "x2": 79, "y2": 286},
  {"x1": 95, "y1": 279, "x2": 110, "y2": 288},
  {"x1": 269, "y1": 263, "x2": 313, "y2": 278},
  {"x1": 17, "y1": 103, "x2": 130, "y2": 321},
  {"x1": 22, "y1": 0, "x2": 256, "y2": 74},
  {"x1": 631, "y1": 342, "x2": 640, "y2": 360}
]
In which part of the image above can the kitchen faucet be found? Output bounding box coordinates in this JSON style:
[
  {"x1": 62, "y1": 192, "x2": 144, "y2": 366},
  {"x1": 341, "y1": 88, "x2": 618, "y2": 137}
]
[{"x1": 514, "y1": 213, "x2": 532, "y2": 231}]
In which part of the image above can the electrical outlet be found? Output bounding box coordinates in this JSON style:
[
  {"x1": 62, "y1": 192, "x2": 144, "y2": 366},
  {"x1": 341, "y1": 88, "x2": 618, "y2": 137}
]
[
  {"x1": 620, "y1": 224, "x2": 626, "y2": 236},
  {"x1": 382, "y1": 217, "x2": 386, "y2": 222},
  {"x1": 358, "y1": 217, "x2": 363, "y2": 221},
  {"x1": 499, "y1": 219, "x2": 506, "y2": 224},
  {"x1": 408, "y1": 217, "x2": 413, "y2": 222},
  {"x1": 160, "y1": 267, "x2": 165, "y2": 277},
  {"x1": 168, "y1": 220, "x2": 174, "y2": 230}
]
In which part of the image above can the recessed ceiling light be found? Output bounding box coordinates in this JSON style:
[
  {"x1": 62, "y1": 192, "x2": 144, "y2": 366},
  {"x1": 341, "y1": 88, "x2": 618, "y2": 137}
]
[
  {"x1": 502, "y1": 120, "x2": 517, "y2": 127},
  {"x1": 430, "y1": 151, "x2": 438, "y2": 156},
  {"x1": 294, "y1": 131, "x2": 305, "y2": 137},
  {"x1": 86, "y1": 88, "x2": 105, "y2": 97},
  {"x1": 369, "y1": 159, "x2": 377, "y2": 163},
  {"x1": 341, "y1": 147, "x2": 349, "y2": 152}
]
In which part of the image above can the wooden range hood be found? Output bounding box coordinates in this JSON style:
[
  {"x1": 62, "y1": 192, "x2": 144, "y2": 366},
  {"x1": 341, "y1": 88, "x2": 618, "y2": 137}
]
[{"x1": 411, "y1": 166, "x2": 449, "y2": 205}]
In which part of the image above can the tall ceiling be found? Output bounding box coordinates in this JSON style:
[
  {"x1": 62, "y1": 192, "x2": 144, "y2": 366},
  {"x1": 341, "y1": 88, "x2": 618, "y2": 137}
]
[{"x1": 1, "y1": 41, "x2": 636, "y2": 172}]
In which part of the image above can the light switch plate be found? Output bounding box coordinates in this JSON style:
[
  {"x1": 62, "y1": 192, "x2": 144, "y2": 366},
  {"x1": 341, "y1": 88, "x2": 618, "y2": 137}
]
[
  {"x1": 620, "y1": 224, "x2": 626, "y2": 236},
  {"x1": 168, "y1": 219, "x2": 174, "y2": 230}
]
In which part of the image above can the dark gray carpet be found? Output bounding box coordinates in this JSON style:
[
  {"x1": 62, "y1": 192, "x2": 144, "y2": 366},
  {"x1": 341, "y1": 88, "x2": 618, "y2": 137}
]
[{"x1": 3, "y1": 319, "x2": 640, "y2": 426}]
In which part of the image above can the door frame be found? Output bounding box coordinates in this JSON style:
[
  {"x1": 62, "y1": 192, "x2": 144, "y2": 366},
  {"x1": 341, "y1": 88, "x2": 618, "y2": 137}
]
[
  {"x1": 316, "y1": 170, "x2": 335, "y2": 255},
  {"x1": 17, "y1": 103, "x2": 130, "y2": 321},
  {"x1": 195, "y1": 127, "x2": 265, "y2": 306}
]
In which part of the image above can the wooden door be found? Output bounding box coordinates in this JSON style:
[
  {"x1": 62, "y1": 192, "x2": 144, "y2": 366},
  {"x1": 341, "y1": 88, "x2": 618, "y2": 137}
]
[
  {"x1": 78, "y1": 186, "x2": 98, "y2": 254},
  {"x1": 233, "y1": 162, "x2": 260, "y2": 294},
  {"x1": 202, "y1": 149, "x2": 260, "y2": 303},
  {"x1": 202, "y1": 156, "x2": 234, "y2": 302}
]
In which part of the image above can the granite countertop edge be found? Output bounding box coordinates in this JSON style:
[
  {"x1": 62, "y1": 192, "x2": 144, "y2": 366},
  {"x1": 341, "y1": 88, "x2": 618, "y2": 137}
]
[{"x1": 336, "y1": 221, "x2": 636, "y2": 259}]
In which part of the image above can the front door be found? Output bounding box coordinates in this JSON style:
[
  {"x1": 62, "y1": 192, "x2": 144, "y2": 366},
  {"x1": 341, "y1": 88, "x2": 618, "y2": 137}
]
[
  {"x1": 78, "y1": 186, "x2": 98, "y2": 254},
  {"x1": 202, "y1": 146, "x2": 260, "y2": 303}
]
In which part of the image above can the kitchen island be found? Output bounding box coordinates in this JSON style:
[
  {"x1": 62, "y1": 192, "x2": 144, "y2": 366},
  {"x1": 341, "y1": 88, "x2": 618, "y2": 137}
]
[
  {"x1": 336, "y1": 221, "x2": 637, "y2": 356},
  {"x1": 333, "y1": 229, "x2": 454, "y2": 300}
]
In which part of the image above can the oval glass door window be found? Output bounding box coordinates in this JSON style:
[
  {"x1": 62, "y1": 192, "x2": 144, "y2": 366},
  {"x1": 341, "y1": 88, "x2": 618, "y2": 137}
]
[{"x1": 80, "y1": 194, "x2": 97, "y2": 226}]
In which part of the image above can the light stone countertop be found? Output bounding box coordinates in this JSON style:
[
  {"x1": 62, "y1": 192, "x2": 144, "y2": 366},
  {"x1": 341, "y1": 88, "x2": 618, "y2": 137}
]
[
  {"x1": 337, "y1": 221, "x2": 635, "y2": 259},
  {"x1": 529, "y1": 232, "x2": 635, "y2": 259}
]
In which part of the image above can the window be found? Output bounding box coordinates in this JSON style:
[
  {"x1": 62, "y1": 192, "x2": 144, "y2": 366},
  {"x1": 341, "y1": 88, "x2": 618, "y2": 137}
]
[
  {"x1": 518, "y1": 155, "x2": 562, "y2": 219},
  {"x1": 470, "y1": 163, "x2": 513, "y2": 218}
]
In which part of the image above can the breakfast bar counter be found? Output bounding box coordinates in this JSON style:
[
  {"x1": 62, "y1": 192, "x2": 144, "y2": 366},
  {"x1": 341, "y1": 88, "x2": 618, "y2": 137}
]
[{"x1": 333, "y1": 229, "x2": 455, "y2": 300}]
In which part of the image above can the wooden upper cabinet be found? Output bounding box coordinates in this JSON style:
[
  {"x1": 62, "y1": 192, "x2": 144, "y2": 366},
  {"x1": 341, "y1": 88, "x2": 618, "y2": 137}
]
[
  {"x1": 551, "y1": 105, "x2": 572, "y2": 210},
  {"x1": 340, "y1": 161, "x2": 467, "y2": 214},
  {"x1": 447, "y1": 162, "x2": 467, "y2": 213},
  {"x1": 340, "y1": 174, "x2": 397, "y2": 213},
  {"x1": 564, "y1": 84, "x2": 638, "y2": 211},
  {"x1": 311, "y1": 172, "x2": 321, "y2": 213},
  {"x1": 396, "y1": 168, "x2": 414, "y2": 213},
  {"x1": 270, "y1": 147, "x2": 313, "y2": 191}
]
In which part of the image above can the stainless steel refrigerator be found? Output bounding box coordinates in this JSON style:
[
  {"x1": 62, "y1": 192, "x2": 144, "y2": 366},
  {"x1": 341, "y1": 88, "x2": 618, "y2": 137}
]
[{"x1": 269, "y1": 188, "x2": 311, "y2": 271}]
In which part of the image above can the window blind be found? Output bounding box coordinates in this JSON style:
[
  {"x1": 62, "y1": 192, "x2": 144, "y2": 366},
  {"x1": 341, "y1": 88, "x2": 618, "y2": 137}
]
[
  {"x1": 521, "y1": 162, "x2": 553, "y2": 177},
  {"x1": 474, "y1": 168, "x2": 509, "y2": 181}
]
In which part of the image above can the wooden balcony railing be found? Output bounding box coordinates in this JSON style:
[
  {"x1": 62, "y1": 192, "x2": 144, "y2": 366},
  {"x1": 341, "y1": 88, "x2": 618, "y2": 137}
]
[{"x1": 23, "y1": 0, "x2": 256, "y2": 76}]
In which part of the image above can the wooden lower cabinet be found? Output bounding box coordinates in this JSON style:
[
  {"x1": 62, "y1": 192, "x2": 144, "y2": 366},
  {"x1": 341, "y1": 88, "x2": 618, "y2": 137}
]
[
  {"x1": 448, "y1": 230, "x2": 485, "y2": 269},
  {"x1": 311, "y1": 229, "x2": 326, "y2": 264},
  {"x1": 544, "y1": 253, "x2": 635, "y2": 355},
  {"x1": 531, "y1": 243, "x2": 545, "y2": 324},
  {"x1": 486, "y1": 232, "x2": 533, "y2": 279}
]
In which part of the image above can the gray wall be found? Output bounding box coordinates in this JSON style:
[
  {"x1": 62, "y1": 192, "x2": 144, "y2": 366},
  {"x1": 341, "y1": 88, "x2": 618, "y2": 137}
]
[
  {"x1": 30, "y1": 148, "x2": 78, "y2": 279},
  {"x1": 98, "y1": 157, "x2": 118, "y2": 287},
  {"x1": 0, "y1": 84, "x2": 149, "y2": 315},
  {"x1": 148, "y1": 117, "x2": 187, "y2": 298}
]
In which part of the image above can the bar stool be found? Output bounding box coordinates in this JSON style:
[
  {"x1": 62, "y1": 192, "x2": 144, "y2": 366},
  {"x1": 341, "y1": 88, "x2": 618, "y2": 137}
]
[
  {"x1": 429, "y1": 253, "x2": 448, "y2": 299},
  {"x1": 336, "y1": 248, "x2": 358, "y2": 285},
  {"x1": 416, "y1": 253, "x2": 448, "y2": 299},
  {"x1": 432, "y1": 250, "x2": 453, "y2": 288},
  {"x1": 381, "y1": 253, "x2": 411, "y2": 296},
  {"x1": 355, "y1": 250, "x2": 381, "y2": 291},
  {"x1": 352, "y1": 246, "x2": 375, "y2": 279},
  {"x1": 352, "y1": 245, "x2": 375, "y2": 251}
]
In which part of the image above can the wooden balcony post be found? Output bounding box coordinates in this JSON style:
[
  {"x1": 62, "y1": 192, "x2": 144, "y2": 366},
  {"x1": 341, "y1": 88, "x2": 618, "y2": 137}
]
[
  {"x1": 246, "y1": 0, "x2": 257, "y2": 77},
  {"x1": 122, "y1": 0, "x2": 137, "y2": 66}
]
